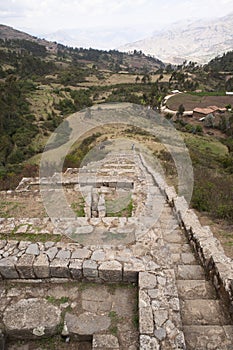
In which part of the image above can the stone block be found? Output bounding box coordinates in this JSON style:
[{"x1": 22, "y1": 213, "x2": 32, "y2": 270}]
[
  {"x1": 139, "y1": 272, "x2": 157, "y2": 289},
  {"x1": 0, "y1": 257, "x2": 19, "y2": 279},
  {"x1": 25, "y1": 243, "x2": 40, "y2": 256},
  {"x1": 3, "y1": 298, "x2": 61, "y2": 339},
  {"x1": 50, "y1": 259, "x2": 70, "y2": 278},
  {"x1": 16, "y1": 254, "x2": 35, "y2": 279},
  {"x1": 69, "y1": 260, "x2": 83, "y2": 280},
  {"x1": 65, "y1": 312, "x2": 110, "y2": 336},
  {"x1": 93, "y1": 334, "x2": 119, "y2": 348},
  {"x1": 83, "y1": 260, "x2": 98, "y2": 280},
  {"x1": 71, "y1": 248, "x2": 91, "y2": 259},
  {"x1": 139, "y1": 306, "x2": 154, "y2": 334},
  {"x1": 33, "y1": 254, "x2": 50, "y2": 278},
  {"x1": 140, "y1": 335, "x2": 159, "y2": 350},
  {"x1": 99, "y1": 261, "x2": 122, "y2": 282}
]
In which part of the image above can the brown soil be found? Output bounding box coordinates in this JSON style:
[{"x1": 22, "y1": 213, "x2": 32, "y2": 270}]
[{"x1": 167, "y1": 93, "x2": 233, "y2": 111}]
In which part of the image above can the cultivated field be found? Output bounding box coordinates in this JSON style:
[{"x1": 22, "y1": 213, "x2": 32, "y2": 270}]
[{"x1": 167, "y1": 93, "x2": 233, "y2": 110}]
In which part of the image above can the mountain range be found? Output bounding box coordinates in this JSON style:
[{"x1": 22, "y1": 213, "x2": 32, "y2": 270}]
[{"x1": 119, "y1": 13, "x2": 233, "y2": 65}]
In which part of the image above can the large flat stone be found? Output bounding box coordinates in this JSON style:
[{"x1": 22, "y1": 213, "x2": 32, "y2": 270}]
[
  {"x1": 177, "y1": 280, "x2": 216, "y2": 300},
  {"x1": 184, "y1": 325, "x2": 233, "y2": 350},
  {"x1": 82, "y1": 287, "x2": 112, "y2": 313},
  {"x1": 93, "y1": 334, "x2": 119, "y2": 349},
  {"x1": 65, "y1": 312, "x2": 111, "y2": 335},
  {"x1": 176, "y1": 265, "x2": 205, "y2": 280},
  {"x1": 181, "y1": 300, "x2": 231, "y2": 325},
  {"x1": 71, "y1": 248, "x2": 91, "y2": 259},
  {"x1": 3, "y1": 298, "x2": 61, "y2": 339}
]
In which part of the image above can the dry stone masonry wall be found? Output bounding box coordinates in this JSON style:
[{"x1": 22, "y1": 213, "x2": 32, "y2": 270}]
[{"x1": 0, "y1": 152, "x2": 233, "y2": 349}]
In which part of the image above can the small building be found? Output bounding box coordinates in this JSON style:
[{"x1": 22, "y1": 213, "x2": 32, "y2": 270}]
[{"x1": 193, "y1": 106, "x2": 226, "y2": 119}]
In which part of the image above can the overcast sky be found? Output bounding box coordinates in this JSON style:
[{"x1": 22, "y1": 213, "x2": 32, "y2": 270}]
[{"x1": 0, "y1": 0, "x2": 233, "y2": 47}]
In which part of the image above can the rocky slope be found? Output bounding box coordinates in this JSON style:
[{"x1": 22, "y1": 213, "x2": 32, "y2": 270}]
[{"x1": 119, "y1": 13, "x2": 233, "y2": 65}]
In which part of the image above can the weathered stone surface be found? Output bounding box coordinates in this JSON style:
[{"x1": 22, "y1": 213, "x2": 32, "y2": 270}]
[
  {"x1": 93, "y1": 334, "x2": 119, "y2": 348},
  {"x1": 71, "y1": 248, "x2": 91, "y2": 259},
  {"x1": 33, "y1": 254, "x2": 50, "y2": 278},
  {"x1": 81, "y1": 286, "x2": 112, "y2": 314},
  {"x1": 99, "y1": 260, "x2": 122, "y2": 282},
  {"x1": 123, "y1": 263, "x2": 138, "y2": 283},
  {"x1": 181, "y1": 300, "x2": 231, "y2": 325},
  {"x1": 69, "y1": 260, "x2": 82, "y2": 279},
  {"x1": 91, "y1": 250, "x2": 106, "y2": 261},
  {"x1": 3, "y1": 298, "x2": 61, "y2": 339},
  {"x1": 181, "y1": 253, "x2": 197, "y2": 265},
  {"x1": 56, "y1": 249, "x2": 71, "y2": 259},
  {"x1": 176, "y1": 265, "x2": 205, "y2": 280},
  {"x1": 25, "y1": 243, "x2": 40, "y2": 256},
  {"x1": 177, "y1": 280, "x2": 216, "y2": 300},
  {"x1": 139, "y1": 306, "x2": 154, "y2": 334},
  {"x1": 139, "y1": 272, "x2": 157, "y2": 289},
  {"x1": 140, "y1": 335, "x2": 160, "y2": 350},
  {"x1": 83, "y1": 260, "x2": 98, "y2": 279},
  {"x1": 45, "y1": 247, "x2": 58, "y2": 262},
  {"x1": 16, "y1": 254, "x2": 35, "y2": 278},
  {"x1": 75, "y1": 226, "x2": 94, "y2": 234},
  {"x1": 154, "y1": 327, "x2": 166, "y2": 341},
  {"x1": 65, "y1": 312, "x2": 111, "y2": 335},
  {"x1": 139, "y1": 290, "x2": 151, "y2": 308},
  {"x1": 184, "y1": 325, "x2": 233, "y2": 350},
  {"x1": 0, "y1": 257, "x2": 19, "y2": 279},
  {"x1": 50, "y1": 259, "x2": 70, "y2": 278},
  {"x1": 153, "y1": 310, "x2": 168, "y2": 327}
]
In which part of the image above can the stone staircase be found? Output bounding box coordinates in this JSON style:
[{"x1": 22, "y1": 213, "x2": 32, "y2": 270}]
[
  {"x1": 1, "y1": 151, "x2": 233, "y2": 349},
  {"x1": 160, "y1": 206, "x2": 233, "y2": 350}
]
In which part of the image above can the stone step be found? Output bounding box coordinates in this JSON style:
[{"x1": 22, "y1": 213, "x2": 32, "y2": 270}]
[
  {"x1": 177, "y1": 280, "x2": 217, "y2": 300},
  {"x1": 166, "y1": 243, "x2": 193, "y2": 254},
  {"x1": 171, "y1": 252, "x2": 198, "y2": 265},
  {"x1": 162, "y1": 231, "x2": 187, "y2": 244},
  {"x1": 180, "y1": 299, "x2": 232, "y2": 326},
  {"x1": 183, "y1": 325, "x2": 233, "y2": 350},
  {"x1": 176, "y1": 265, "x2": 206, "y2": 280}
]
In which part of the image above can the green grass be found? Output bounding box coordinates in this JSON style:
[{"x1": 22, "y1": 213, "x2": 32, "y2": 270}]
[
  {"x1": 46, "y1": 296, "x2": 69, "y2": 304},
  {"x1": 184, "y1": 133, "x2": 228, "y2": 158},
  {"x1": 71, "y1": 200, "x2": 85, "y2": 217},
  {"x1": 188, "y1": 91, "x2": 226, "y2": 96},
  {"x1": 106, "y1": 199, "x2": 134, "y2": 217},
  {"x1": 0, "y1": 201, "x2": 22, "y2": 218},
  {"x1": 108, "y1": 311, "x2": 121, "y2": 336},
  {"x1": 0, "y1": 232, "x2": 62, "y2": 243}
]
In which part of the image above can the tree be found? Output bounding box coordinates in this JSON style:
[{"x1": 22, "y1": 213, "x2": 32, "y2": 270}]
[{"x1": 178, "y1": 104, "x2": 185, "y2": 117}]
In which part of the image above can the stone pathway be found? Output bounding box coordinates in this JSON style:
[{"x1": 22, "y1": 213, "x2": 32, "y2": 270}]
[
  {"x1": 0, "y1": 152, "x2": 233, "y2": 349},
  {"x1": 158, "y1": 206, "x2": 233, "y2": 350}
]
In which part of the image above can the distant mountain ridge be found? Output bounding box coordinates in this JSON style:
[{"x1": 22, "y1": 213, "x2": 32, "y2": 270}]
[
  {"x1": 0, "y1": 24, "x2": 57, "y2": 52},
  {"x1": 119, "y1": 13, "x2": 233, "y2": 65}
]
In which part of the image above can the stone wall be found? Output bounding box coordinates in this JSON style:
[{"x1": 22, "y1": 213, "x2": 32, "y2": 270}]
[{"x1": 139, "y1": 153, "x2": 233, "y2": 321}]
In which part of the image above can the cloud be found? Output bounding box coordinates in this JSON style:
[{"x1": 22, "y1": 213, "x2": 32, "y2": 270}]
[{"x1": 0, "y1": 0, "x2": 232, "y2": 40}]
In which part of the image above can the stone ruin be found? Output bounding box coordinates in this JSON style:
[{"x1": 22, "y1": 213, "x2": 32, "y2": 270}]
[{"x1": 0, "y1": 152, "x2": 233, "y2": 349}]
